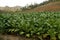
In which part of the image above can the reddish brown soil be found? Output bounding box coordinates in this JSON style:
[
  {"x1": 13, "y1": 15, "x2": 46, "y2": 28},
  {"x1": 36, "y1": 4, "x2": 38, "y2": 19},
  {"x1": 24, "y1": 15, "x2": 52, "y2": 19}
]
[{"x1": 26, "y1": 1, "x2": 60, "y2": 12}]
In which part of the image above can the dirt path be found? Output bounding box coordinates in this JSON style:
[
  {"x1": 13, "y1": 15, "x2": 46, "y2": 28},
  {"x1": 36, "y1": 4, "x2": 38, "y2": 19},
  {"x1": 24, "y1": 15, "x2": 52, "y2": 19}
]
[{"x1": 0, "y1": 34, "x2": 37, "y2": 40}]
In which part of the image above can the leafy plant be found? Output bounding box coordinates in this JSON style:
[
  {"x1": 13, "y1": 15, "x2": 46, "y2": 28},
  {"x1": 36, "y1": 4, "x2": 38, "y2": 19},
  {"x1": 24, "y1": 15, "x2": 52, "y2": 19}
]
[{"x1": 0, "y1": 12, "x2": 60, "y2": 40}]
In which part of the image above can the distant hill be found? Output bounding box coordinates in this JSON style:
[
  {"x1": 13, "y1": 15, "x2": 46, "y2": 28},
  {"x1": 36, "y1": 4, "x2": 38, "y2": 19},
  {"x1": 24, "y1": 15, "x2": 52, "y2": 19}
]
[
  {"x1": 24, "y1": 1, "x2": 60, "y2": 12},
  {"x1": 0, "y1": 1, "x2": 60, "y2": 12},
  {"x1": 0, "y1": 6, "x2": 22, "y2": 12},
  {"x1": 34, "y1": 1, "x2": 60, "y2": 12}
]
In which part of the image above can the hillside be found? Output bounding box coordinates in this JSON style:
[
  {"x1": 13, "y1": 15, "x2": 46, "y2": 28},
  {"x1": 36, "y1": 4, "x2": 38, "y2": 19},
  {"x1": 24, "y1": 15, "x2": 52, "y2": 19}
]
[
  {"x1": 25, "y1": 1, "x2": 60, "y2": 12},
  {"x1": 0, "y1": 1, "x2": 60, "y2": 12}
]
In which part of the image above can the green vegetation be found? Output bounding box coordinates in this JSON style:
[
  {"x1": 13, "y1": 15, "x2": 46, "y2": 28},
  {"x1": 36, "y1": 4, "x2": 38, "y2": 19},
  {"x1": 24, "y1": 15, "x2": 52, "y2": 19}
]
[
  {"x1": 0, "y1": 12, "x2": 60, "y2": 40},
  {"x1": 49, "y1": 0, "x2": 60, "y2": 2}
]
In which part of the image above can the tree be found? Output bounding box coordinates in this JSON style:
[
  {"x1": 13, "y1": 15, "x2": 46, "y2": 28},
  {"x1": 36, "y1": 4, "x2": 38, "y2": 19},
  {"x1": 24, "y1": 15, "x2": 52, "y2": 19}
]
[{"x1": 49, "y1": 0, "x2": 60, "y2": 2}]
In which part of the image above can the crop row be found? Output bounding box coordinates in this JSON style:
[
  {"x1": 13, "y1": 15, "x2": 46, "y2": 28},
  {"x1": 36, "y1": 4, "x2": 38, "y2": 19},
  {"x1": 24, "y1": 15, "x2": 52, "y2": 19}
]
[{"x1": 0, "y1": 12, "x2": 60, "y2": 40}]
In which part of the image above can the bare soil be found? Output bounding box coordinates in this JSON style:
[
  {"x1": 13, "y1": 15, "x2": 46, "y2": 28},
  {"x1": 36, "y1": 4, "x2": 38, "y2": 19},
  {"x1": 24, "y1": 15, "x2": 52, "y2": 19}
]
[{"x1": 0, "y1": 34, "x2": 37, "y2": 40}]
